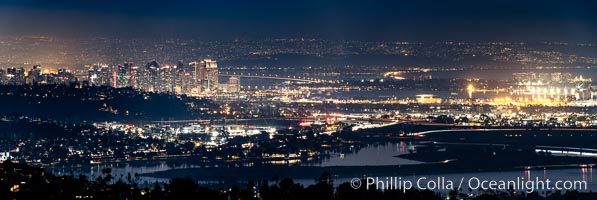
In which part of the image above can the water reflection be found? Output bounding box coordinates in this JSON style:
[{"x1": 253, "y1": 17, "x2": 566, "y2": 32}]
[
  {"x1": 309, "y1": 167, "x2": 597, "y2": 191},
  {"x1": 50, "y1": 162, "x2": 198, "y2": 185},
  {"x1": 315, "y1": 142, "x2": 422, "y2": 167},
  {"x1": 50, "y1": 141, "x2": 596, "y2": 191}
]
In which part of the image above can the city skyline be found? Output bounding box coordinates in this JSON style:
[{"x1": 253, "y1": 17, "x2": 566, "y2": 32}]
[{"x1": 0, "y1": 1, "x2": 596, "y2": 199}]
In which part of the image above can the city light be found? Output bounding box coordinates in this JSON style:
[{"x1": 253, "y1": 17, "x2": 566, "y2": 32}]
[{"x1": 0, "y1": 1, "x2": 596, "y2": 198}]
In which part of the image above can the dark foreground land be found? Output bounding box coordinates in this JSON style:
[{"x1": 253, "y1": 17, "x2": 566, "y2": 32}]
[{"x1": 1, "y1": 161, "x2": 596, "y2": 200}]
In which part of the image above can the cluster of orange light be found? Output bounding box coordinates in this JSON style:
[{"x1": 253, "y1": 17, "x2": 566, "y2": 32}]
[{"x1": 491, "y1": 96, "x2": 566, "y2": 106}]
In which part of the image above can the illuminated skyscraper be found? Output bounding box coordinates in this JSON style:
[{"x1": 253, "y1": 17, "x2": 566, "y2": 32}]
[
  {"x1": 55, "y1": 68, "x2": 75, "y2": 84},
  {"x1": 188, "y1": 61, "x2": 206, "y2": 92},
  {"x1": 116, "y1": 63, "x2": 133, "y2": 88},
  {"x1": 6, "y1": 67, "x2": 25, "y2": 85},
  {"x1": 203, "y1": 59, "x2": 219, "y2": 92},
  {"x1": 186, "y1": 59, "x2": 219, "y2": 94},
  {"x1": 145, "y1": 60, "x2": 160, "y2": 92},
  {"x1": 178, "y1": 60, "x2": 191, "y2": 94},
  {"x1": 26, "y1": 65, "x2": 42, "y2": 84},
  {"x1": 0, "y1": 69, "x2": 5, "y2": 85},
  {"x1": 221, "y1": 75, "x2": 240, "y2": 93}
]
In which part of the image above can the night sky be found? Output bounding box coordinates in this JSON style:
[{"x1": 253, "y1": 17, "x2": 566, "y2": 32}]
[{"x1": 1, "y1": 0, "x2": 596, "y2": 42}]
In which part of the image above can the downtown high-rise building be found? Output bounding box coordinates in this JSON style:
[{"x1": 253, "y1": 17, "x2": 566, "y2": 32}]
[
  {"x1": 203, "y1": 59, "x2": 219, "y2": 92},
  {"x1": 0, "y1": 65, "x2": 75, "y2": 85},
  {"x1": 189, "y1": 61, "x2": 206, "y2": 93},
  {"x1": 82, "y1": 59, "x2": 224, "y2": 95},
  {"x1": 26, "y1": 65, "x2": 42, "y2": 84},
  {"x1": 188, "y1": 58, "x2": 219, "y2": 94}
]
